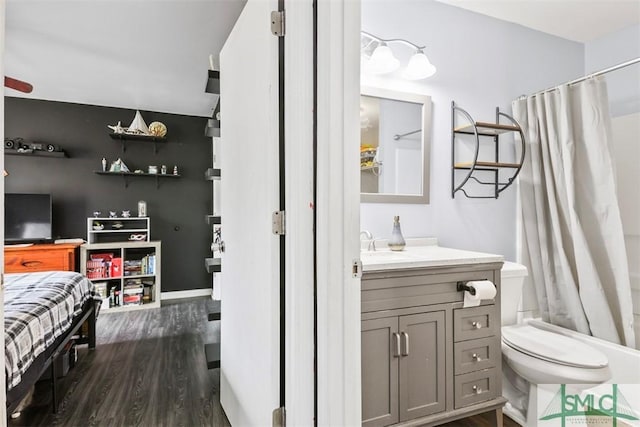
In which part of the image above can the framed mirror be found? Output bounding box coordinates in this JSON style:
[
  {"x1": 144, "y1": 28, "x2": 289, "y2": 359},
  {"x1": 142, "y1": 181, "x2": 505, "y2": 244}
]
[{"x1": 360, "y1": 86, "x2": 432, "y2": 203}]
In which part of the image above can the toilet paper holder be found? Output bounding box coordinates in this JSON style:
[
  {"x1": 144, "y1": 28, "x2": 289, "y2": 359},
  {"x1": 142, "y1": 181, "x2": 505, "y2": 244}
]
[{"x1": 456, "y1": 281, "x2": 476, "y2": 296}]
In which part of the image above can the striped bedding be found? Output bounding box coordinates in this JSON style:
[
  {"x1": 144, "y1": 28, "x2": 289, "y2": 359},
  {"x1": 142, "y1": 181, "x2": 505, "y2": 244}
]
[{"x1": 4, "y1": 271, "x2": 100, "y2": 390}]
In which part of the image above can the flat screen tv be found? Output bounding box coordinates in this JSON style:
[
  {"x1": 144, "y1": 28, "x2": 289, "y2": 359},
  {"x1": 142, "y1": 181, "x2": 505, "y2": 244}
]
[{"x1": 5, "y1": 193, "x2": 53, "y2": 243}]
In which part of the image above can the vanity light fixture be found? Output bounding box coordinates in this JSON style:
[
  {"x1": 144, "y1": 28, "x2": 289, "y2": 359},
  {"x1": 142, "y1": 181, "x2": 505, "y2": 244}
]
[{"x1": 361, "y1": 31, "x2": 437, "y2": 80}]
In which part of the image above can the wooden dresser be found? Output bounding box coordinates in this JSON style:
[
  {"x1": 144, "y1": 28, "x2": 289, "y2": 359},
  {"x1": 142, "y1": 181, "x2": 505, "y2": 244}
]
[{"x1": 4, "y1": 243, "x2": 81, "y2": 273}]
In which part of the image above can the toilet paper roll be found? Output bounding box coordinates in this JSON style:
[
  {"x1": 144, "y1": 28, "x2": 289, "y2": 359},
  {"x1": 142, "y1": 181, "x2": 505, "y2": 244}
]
[{"x1": 463, "y1": 280, "x2": 497, "y2": 308}]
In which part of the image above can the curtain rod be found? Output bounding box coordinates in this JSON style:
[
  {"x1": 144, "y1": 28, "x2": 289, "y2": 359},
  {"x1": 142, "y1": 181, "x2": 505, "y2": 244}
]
[{"x1": 521, "y1": 56, "x2": 640, "y2": 99}]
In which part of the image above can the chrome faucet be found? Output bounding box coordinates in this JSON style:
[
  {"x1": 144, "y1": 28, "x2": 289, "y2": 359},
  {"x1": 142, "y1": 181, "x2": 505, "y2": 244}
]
[{"x1": 360, "y1": 230, "x2": 376, "y2": 251}]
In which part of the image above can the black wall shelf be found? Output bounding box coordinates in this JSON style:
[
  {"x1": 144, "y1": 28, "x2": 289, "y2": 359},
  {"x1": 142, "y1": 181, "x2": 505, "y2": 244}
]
[
  {"x1": 108, "y1": 132, "x2": 167, "y2": 154},
  {"x1": 6, "y1": 149, "x2": 67, "y2": 158},
  {"x1": 94, "y1": 171, "x2": 181, "y2": 189}
]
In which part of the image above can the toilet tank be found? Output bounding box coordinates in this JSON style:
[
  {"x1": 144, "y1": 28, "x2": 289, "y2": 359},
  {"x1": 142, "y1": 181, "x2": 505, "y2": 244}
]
[{"x1": 501, "y1": 261, "x2": 528, "y2": 326}]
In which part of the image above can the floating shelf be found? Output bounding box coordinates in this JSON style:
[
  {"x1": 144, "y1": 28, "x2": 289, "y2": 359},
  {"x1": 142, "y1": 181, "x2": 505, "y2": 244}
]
[
  {"x1": 206, "y1": 215, "x2": 222, "y2": 225},
  {"x1": 204, "y1": 342, "x2": 220, "y2": 369},
  {"x1": 454, "y1": 122, "x2": 520, "y2": 136},
  {"x1": 6, "y1": 149, "x2": 67, "y2": 158},
  {"x1": 205, "y1": 70, "x2": 220, "y2": 94},
  {"x1": 108, "y1": 132, "x2": 167, "y2": 154},
  {"x1": 205, "y1": 257, "x2": 221, "y2": 273},
  {"x1": 205, "y1": 168, "x2": 221, "y2": 180},
  {"x1": 94, "y1": 171, "x2": 181, "y2": 189},
  {"x1": 451, "y1": 101, "x2": 526, "y2": 199},
  {"x1": 205, "y1": 119, "x2": 221, "y2": 138}
]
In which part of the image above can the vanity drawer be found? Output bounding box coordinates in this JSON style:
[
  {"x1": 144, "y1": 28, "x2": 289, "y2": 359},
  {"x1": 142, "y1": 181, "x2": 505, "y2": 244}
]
[
  {"x1": 454, "y1": 336, "x2": 498, "y2": 375},
  {"x1": 454, "y1": 368, "x2": 498, "y2": 409},
  {"x1": 453, "y1": 304, "x2": 497, "y2": 342}
]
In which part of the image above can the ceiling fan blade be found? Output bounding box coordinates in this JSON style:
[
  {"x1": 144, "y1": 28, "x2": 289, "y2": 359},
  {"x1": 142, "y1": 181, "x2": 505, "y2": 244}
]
[{"x1": 4, "y1": 76, "x2": 33, "y2": 93}]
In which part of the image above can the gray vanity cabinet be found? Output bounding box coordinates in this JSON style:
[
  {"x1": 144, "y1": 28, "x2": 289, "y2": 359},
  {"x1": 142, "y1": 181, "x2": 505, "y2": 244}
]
[
  {"x1": 361, "y1": 262, "x2": 506, "y2": 427},
  {"x1": 362, "y1": 311, "x2": 446, "y2": 427},
  {"x1": 398, "y1": 311, "x2": 446, "y2": 421},
  {"x1": 362, "y1": 317, "x2": 399, "y2": 427}
]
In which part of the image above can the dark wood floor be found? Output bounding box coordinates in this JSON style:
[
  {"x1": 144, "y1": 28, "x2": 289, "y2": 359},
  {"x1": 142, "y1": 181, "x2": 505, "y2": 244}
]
[
  {"x1": 8, "y1": 297, "x2": 519, "y2": 427},
  {"x1": 441, "y1": 412, "x2": 519, "y2": 427},
  {"x1": 9, "y1": 297, "x2": 228, "y2": 427}
]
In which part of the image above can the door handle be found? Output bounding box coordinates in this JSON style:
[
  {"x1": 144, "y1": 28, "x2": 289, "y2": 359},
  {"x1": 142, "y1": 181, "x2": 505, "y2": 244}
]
[
  {"x1": 392, "y1": 333, "x2": 401, "y2": 357},
  {"x1": 401, "y1": 332, "x2": 409, "y2": 356}
]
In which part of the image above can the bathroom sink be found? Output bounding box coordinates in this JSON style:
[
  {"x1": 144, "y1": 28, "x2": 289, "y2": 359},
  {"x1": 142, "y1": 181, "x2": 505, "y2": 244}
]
[{"x1": 360, "y1": 241, "x2": 503, "y2": 272}]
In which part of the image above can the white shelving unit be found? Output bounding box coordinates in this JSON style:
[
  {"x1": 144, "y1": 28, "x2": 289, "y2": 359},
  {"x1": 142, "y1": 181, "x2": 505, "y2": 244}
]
[
  {"x1": 87, "y1": 217, "x2": 150, "y2": 244},
  {"x1": 80, "y1": 241, "x2": 161, "y2": 312}
]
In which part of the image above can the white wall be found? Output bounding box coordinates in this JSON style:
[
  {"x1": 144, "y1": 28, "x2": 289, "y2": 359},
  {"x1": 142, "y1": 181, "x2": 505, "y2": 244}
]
[
  {"x1": 586, "y1": 24, "x2": 640, "y2": 347},
  {"x1": 585, "y1": 24, "x2": 640, "y2": 118},
  {"x1": 360, "y1": 0, "x2": 584, "y2": 261}
]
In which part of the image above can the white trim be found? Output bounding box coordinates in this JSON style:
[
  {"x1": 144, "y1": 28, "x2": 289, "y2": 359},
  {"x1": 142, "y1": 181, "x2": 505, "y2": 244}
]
[
  {"x1": 284, "y1": 0, "x2": 315, "y2": 425},
  {"x1": 316, "y1": 0, "x2": 361, "y2": 425},
  {"x1": 161, "y1": 288, "x2": 211, "y2": 301}
]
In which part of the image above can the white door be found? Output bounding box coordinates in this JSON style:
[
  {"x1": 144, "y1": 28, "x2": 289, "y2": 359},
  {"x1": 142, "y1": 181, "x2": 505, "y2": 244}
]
[{"x1": 219, "y1": 1, "x2": 281, "y2": 425}]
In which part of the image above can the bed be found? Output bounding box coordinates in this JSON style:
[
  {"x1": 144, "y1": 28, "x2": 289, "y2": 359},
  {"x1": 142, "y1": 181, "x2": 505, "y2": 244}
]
[{"x1": 4, "y1": 270, "x2": 100, "y2": 414}]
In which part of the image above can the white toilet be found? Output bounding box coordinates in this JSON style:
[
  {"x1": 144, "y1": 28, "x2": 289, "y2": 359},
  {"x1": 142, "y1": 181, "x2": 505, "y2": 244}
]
[{"x1": 499, "y1": 261, "x2": 612, "y2": 425}]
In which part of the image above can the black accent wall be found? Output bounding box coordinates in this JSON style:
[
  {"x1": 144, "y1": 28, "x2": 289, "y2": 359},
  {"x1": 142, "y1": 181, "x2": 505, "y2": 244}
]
[{"x1": 5, "y1": 97, "x2": 212, "y2": 293}]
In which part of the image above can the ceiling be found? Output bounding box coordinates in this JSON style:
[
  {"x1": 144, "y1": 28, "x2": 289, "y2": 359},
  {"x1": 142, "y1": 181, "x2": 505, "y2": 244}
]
[
  {"x1": 4, "y1": 1, "x2": 639, "y2": 117},
  {"x1": 435, "y1": 0, "x2": 640, "y2": 42},
  {"x1": 4, "y1": 0, "x2": 246, "y2": 117}
]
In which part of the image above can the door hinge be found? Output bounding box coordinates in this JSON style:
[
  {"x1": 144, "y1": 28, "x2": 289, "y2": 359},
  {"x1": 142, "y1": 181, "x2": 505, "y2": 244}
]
[
  {"x1": 271, "y1": 10, "x2": 285, "y2": 37},
  {"x1": 272, "y1": 406, "x2": 286, "y2": 427},
  {"x1": 352, "y1": 259, "x2": 363, "y2": 278},
  {"x1": 272, "y1": 210, "x2": 286, "y2": 235}
]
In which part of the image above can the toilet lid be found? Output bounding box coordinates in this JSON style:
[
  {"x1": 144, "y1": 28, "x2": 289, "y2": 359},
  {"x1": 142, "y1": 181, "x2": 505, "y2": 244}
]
[{"x1": 502, "y1": 324, "x2": 608, "y2": 368}]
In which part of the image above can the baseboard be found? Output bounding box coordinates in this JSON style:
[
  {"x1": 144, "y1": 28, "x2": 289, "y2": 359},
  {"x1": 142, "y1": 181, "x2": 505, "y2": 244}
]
[{"x1": 161, "y1": 288, "x2": 212, "y2": 301}]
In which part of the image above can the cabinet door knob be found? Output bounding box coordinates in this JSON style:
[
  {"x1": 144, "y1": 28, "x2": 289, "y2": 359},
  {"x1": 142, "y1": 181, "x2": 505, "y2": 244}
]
[
  {"x1": 392, "y1": 333, "x2": 401, "y2": 358},
  {"x1": 401, "y1": 332, "x2": 409, "y2": 356},
  {"x1": 472, "y1": 385, "x2": 482, "y2": 394},
  {"x1": 472, "y1": 353, "x2": 482, "y2": 362},
  {"x1": 471, "y1": 321, "x2": 482, "y2": 329}
]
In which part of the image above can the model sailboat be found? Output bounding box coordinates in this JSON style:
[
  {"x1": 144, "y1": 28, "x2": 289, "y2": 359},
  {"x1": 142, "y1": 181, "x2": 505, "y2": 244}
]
[{"x1": 125, "y1": 110, "x2": 150, "y2": 135}]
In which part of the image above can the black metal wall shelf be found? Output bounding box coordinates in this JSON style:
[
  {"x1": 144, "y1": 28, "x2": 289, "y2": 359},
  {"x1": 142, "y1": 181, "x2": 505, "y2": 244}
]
[
  {"x1": 6, "y1": 148, "x2": 67, "y2": 158},
  {"x1": 108, "y1": 132, "x2": 167, "y2": 154},
  {"x1": 94, "y1": 171, "x2": 181, "y2": 189},
  {"x1": 451, "y1": 101, "x2": 526, "y2": 199}
]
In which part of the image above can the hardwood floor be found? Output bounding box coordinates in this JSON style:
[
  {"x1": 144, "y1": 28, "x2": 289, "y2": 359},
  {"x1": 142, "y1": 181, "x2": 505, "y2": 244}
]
[
  {"x1": 9, "y1": 297, "x2": 228, "y2": 427},
  {"x1": 8, "y1": 297, "x2": 519, "y2": 427}
]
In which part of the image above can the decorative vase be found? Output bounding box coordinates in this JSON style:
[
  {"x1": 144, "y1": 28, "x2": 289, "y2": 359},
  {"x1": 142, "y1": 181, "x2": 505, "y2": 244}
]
[
  {"x1": 138, "y1": 200, "x2": 147, "y2": 217},
  {"x1": 388, "y1": 215, "x2": 406, "y2": 251}
]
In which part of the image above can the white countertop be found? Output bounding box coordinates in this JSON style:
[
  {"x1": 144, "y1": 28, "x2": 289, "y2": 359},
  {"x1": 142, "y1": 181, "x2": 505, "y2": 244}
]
[{"x1": 361, "y1": 238, "x2": 504, "y2": 272}]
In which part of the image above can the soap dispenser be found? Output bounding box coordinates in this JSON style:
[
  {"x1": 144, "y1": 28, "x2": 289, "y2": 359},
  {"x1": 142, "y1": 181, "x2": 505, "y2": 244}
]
[{"x1": 388, "y1": 215, "x2": 406, "y2": 251}]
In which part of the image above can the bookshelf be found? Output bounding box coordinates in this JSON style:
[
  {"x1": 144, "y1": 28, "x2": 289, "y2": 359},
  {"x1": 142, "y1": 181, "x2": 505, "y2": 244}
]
[{"x1": 80, "y1": 241, "x2": 161, "y2": 312}]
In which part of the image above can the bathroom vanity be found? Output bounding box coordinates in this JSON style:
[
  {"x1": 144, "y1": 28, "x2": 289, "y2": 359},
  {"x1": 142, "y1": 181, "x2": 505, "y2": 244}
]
[{"x1": 361, "y1": 243, "x2": 506, "y2": 427}]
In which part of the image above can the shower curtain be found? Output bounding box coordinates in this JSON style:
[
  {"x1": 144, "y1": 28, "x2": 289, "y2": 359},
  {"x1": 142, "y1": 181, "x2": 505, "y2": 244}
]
[{"x1": 512, "y1": 76, "x2": 635, "y2": 348}]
